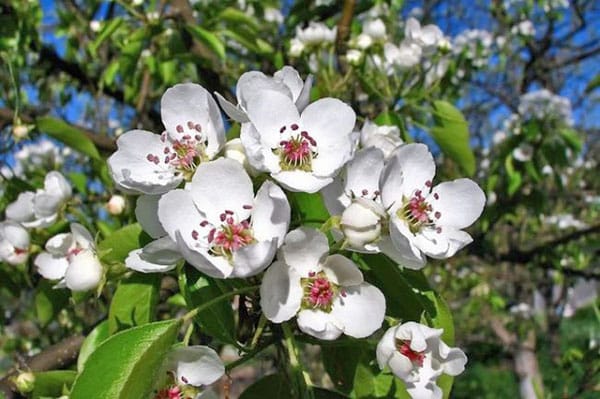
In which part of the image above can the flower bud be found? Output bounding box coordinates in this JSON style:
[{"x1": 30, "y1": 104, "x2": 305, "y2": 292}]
[
  {"x1": 363, "y1": 19, "x2": 386, "y2": 40},
  {"x1": 12, "y1": 124, "x2": 29, "y2": 139},
  {"x1": 340, "y1": 200, "x2": 384, "y2": 248},
  {"x1": 223, "y1": 139, "x2": 258, "y2": 176},
  {"x1": 346, "y1": 49, "x2": 363, "y2": 65},
  {"x1": 106, "y1": 194, "x2": 126, "y2": 215},
  {"x1": 13, "y1": 371, "x2": 35, "y2": 393},
  {"x1": 64, "y1": 249, "x2": 103, "y2": 291}
]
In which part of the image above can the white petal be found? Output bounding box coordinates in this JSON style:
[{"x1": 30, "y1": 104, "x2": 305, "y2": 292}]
[
  {"x1": 300, "y1": 98, "x2": 356, "y2": 148},
  {"x1": 297, "y1": 309, "x2": 343, "y2": 340},
  {"x1": 331, "y1": 282, "x2": 385, "y2": 338},
  {"x1": 161, "y1": 83, "x2": 226, "y2": 157},
  {"x1": 344, "y1": 148, "x2": 384, "y2": 198},
  {"x1": 380, "y1": 144, "x2": 435, "y2": 210},
  {"x1": 214, "y1": 92, "x2": 249, "y2": 123},
  {"x1": 135, "y1": 195, "x2": 166, "y2": 239},
  {"x1": 280, "y1": 228, "x2": 328, "y2": 275},
  {"x1": 125, "y1": 237, "x2": 180, "y2": 273},
  {"x1": 33, "y1": 193, "x2": 62, "y2": 218},
  {"x1": 108, "y1": 130, "x2": 182, "y2": 195},
  {"x1": 438, "y1": 342, "x2": 467, "y2": 376},
  {"x1": 0, "y1": 221, "x2": 30, "y2": 249},
  {"x1": 158, "y1": 189, "x2": 202, "y2": 248},
  {"x1": 166, "y1": 346, "x2": 224, "y2": 387},
  {"x1": 240, "y1": 123, "x2": 280, "y2": 172},
  {"x1": 376, "y1": 326, "x2": 397, "y2": 369},
  {"x1": 388, "y1": 352, "x2": 416, "y2": 382},
  {"x1": 311, "y1": 137, "x2": 355, "y2": 178},
  {"x1": 295, "y1": 74, "x2": 313, "y2": 112},
  {"x1": 231, "y1": 239, "x2": 277, "y2": 278},
  {"x1": 190, "y1": 158, "x2": 253, "y2": 223},
  {"x1": 251, "y1": 181, "x2": 290, "y2": 243},
  {"x1": 70, "y1": 223, "x2": 95, "y2": 249},
  {"x1": 64, "y1": 250, "x2": 103, "y2": 291},
  {"x1": 321, "y1": 178, "x2": 349, "y2": 217},
  {"x1": 43, "y1": 171, "x2": 71, "y2": 201},
  {"x1": 260, "y1": 260, "x2": 302, "y2": 323},
  {"x1": 429, "y1": 179, "x2": 485, "y2": 229},
  {"x1": 388, "y1": 219, "x2": 427, "y2": 269},
  {"x1": 272, "y1": 170, "x2": 332, "y2": 193},
  {"x1": 35, "y1": 252, "x2": 68, "y2": 280},
  {"x1": 5, "y1": 192, "x2": 35, "y2": 223},
  {"x1": 274, "y1": 66, "x2": 304, "y2": 102},
  {"x1": 406, "y1": 381, "x2": 443, "y2": 399},
  {"x1": 237, "y1": 72, "x2": 293, "y2": 111},
  {"x1": 45, "y1": 233, "x2": 74, "y2": 255},
  {"x1": 321, "y1": 254, "x2": 363, "y2": 286},
  {"x1": 245, "y1": 90, "x2": 300, "y2": 149},
  {"x1": 174, "y1": 232, "x2": 233, "y2": 279}
]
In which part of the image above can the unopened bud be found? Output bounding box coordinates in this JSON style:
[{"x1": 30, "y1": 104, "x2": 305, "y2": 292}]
[
  {"x1": 13, "y1": 371, "x2": 35, "y2": 393},
  {"x1": 223, "y1": 139, "x2": 258, "y2": 176},
  {"x1": 12, "y1": 124, "x2": 29, "y2": 139},
  {"x1": 340, "y1": 200, "x2": 384, "y2": 248},
  {"x1": 64, "y1": 249, "x2": 103, "y2": 291},
  {"x1": 106, "y1": 195, "x2": 126, "y2": 215}
]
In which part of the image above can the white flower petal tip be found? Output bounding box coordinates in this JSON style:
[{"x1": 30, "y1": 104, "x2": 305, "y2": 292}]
[
  {"x1": 125, "y1": 237, "x2": 181, "y2": 273},
  {"x1": 158, "y1": 158, "x2": 290, "y2": 279},
  {"x1": 260, "y1": 227, "x2": 386, "y2": 340},
  {"x1": 242, "y1": 89, "x2": 356, "y2": 193},
  {"x1": 0, "y1": 221, "x2": 30, "y2": 265},
  {"x1": 35, "y1": 224, "x2": 103, "y2": 292},
  {"x1": 165, "y1": 346, "x2": 225, "y2": 387},
  {"x1": 376, "y1": 322, "x2": 467, "y2": 399}
]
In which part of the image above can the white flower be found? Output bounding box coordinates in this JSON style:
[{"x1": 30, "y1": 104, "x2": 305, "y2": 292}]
[
  {"x1": 289, "y1": 38, "x2": 305, "y2": 57},
  {"x1": 360, "y1": 120, "x2": 404, "y2": 158},
  {"x1": 35, "y1": 223, "x2": 103, "y2": 291},
  {"x1": 157, "y1": 158, "x2": 290, "y2": 278},
  {"x1": 383, "y1": 41, "x2": 422, "y2": 71},
  {"x1": 264, "y1": 7, "x2": 284, "y2": 24},
  {"x1": 295, "y1": 22, "x2": 337, "y2": 46},
  {"x1": 162, "y1": 346, "x2": 224, "y2": 387},
  {"x1": 260, "y1": 227, "x2": 386, "y2": 340},
  {"x1": 106, "y1": 194, "x2": 126, "y2": 215},
  {"x1": 0, "y1": 221, "x2": 30, "y2": 265},
  {"x1": 380, "y1": 144, "x2": 485, "y2": 269},
  {"x1": 89, "y1": 20, "x2": 101, "y2": 32},
  {"x1": 346, "y1": 49, "x2": 363, "y2": 65},
  {"x1": 12, "y1": 124, "x2": 29, "y2": 139},
  {"x1": 404, "y1": 18, "x2": 443, "y2": 55},
  {"x1": 363, "y1": 19, "x2": 386, "y2": 40},
  {"x1": 108, "y1": 83, "x2": 226, "y2": 195},
  {"x1": 355, "y1": 33, "x2": 374, "y2": 50},
  {"x1": 5, "y1": 171, "x2": 72, "y2": 228},
  {"x1": 512, "y1": 20, "x2": 535, "y2": 37},
  {"x1": 512, "y1": 143, "x2": 534, "y2": 162},
  {"x1": 240, "y1": 89, "x2": 356, "y2": 193},
  {"x1": 215, "y1": 66, "x2": 313, "y2": 123},
  {"x1": 376, "y1": 322, "x2": 467, "y2": 399}
]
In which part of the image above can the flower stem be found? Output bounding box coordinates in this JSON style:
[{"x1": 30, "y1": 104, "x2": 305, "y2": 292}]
[
  {"x1": 250, "y1": 313, "x2": 267, "y2": 349},
  {"x1": 181, "y1": 285, "x2": 260, "y2": 323},
  {"x1": 282, "y1": 323, "x2": 314, "y2": 399}
]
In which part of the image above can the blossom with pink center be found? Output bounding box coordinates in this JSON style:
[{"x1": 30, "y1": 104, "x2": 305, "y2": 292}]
[
  {"x1": 34, "y1": 223, "x2": 103, "y2": 291},
  {"x1": 157, "y1": 158, "x2": 290, "y2": 278},
  {"x1": 108, "y1": 83, "x2": 225, "y2": 195},
  {"x1": 241, "y1": 89, "x2": 356, "y2": 193},
  {"x1": 380, "y1": 143, "x2": 486, "y2": 269},
  {"x1": 215, "y1": 66, "x2": 312, "y2": 123},
  {"x1": 0, "y1": 221, "x2": 30, "y2": 265},
  {"x1": 260, "y1": 227, "x2": 386, "y2": 340},
  {"x1": 377, "y1": 322, "x2": 467, "y2": 399}
]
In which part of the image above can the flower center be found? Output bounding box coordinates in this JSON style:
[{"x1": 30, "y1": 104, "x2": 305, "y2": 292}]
[
  {"x1": 396, "y1": 182, "x2": 442, "y2": 234},
  {"x1": 300, "y1": 271, "x2": 344, "y2": 312},
  {"x1": 154, "y1": 385, "x2": 182, "y2": 399},
  {"x1": 146, "y1": 122, "x2": 209, "y2": 180},
  {"x1": 395, "y1": 339, "x2": 425, "y2": 367},
  {"x1": 275, "y1": 124, "x2": 318, "y2": 171},
  {"x1": 192, "y1": 210, "x2": 255, "y2": 260}
]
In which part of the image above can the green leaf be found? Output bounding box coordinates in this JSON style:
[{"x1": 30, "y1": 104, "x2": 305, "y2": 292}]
[
  {"x1": 34, "y1": 280, "x2": 69, "y2": 327},
  {"x1": 108, "y1": 273, "x2": 161, "y2": 334},
  {"x1": 36, "y1": 116, "x2": 101, "y2": 160},
  {"x1": 97, "y1": 223, "x2": 149, "y2": 265},
  {"x1": 559, "y1": 128, "x2": 582, "y2": 153},
  {"x1": 70, "y1": 319, "x2": 180, "y2": 399},
  {"x1": 179, "y1": 268, "x2": 236, "y2": 344},
  {"x1": 239, "y1": 374, "x2": 348, "y2": 399},
  {"x1": 89, "y1": 17, "x2": 123, "y2": 55},
  {"x1": 288, "y1": 191, "x2": 330, "y2": 227},
  {"x1": 32, "y1": 371, "x2": 77, "y2": 399},
  {"x1": 321, "y1": 344, "x2": 364, "y2": 394},
  {"x1": 219, "y1": 7, "x2": 259, "y2": 31},
  {"x1": 77, "y1": 321, "x2": 110, "y2": 372},
  {"x1": 68, "y1": 172, "x2": 87, "y2": 195},
  {"x1": 430, "y1": 101, "x2": 475, "y2": 176},
  {"x1": 186, "y1": 25, "x2": 226, "y2": 60}
]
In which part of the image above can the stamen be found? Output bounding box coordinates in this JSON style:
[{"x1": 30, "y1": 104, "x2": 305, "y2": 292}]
[{"x1": 176, "y1": 125, "x2": 184, "y2": 133}]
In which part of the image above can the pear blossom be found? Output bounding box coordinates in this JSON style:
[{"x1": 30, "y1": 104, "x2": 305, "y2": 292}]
[
  {"x1": 294, "y1": 22, "x2": 337, "y2": 46},
  {"x1": 35, "y1": 223, "x2": 103, "y2": 291},
  {"x1": 383, "y1": 41, "x2": 422, "y2": 71},
  {"x1": 108, "y1": 83, "x2": 225, "y2": 195},
  {"x1": 240, "y1": 90, "x2": 356, "y2": 193},
  {"x1": 5, "y1": 171, "x2": 71, "y2": 228},
  {"x1": 380, "y1": 144, "x2": 486, "y2": 268},
  {"x1": 289, "y1": 38, "x2": 305, "y2": 57},
  {"x1": 376, "y1": 322, "x2": 467, "y2": 399},
  {"x1": 513, "y1": 143, "x2": 534, "y2": 162},
  {"x1": 0, "y1": 221, "x2": 30, "y2": 265},
  {"x1": 404, "y1": 18, "x2": 443, "y2": 55},
  {"x1": 363, "y1": 19, "x2": 386, "y2": 40},
  {"x1": 346, "y1": 49, "x2": 363, "y2": 65},
  {"x1": 355, "y1": 33, "x2": 374, "y2": 50},
  {"x1": 260, "y1": 227, "x2": 386, "y2": 340},
  {"x1": 360, "y1": 120, "x2": 404, "y2": 158},
  {"x1": 157, "y1": 158, "x2": 290, "y2": 278},
  {"x1": 215, "y1": 66, "x2": 312, "y2": 123}
]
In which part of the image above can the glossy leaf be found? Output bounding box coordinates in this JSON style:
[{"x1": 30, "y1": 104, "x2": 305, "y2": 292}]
[
  {"x1": 36, "y1": 116, "x2": 101, "y2": 160},
  {"x1": 70, "y1": 319, "x2": 180, "y2": 399},
  {"x1": 97, "y1": 223, "x2": 149, "y2": 265},
  {"x1": 32, "y1": 370, "x2": 77, "y2": 399},
  {"x1": 186, "y1": 25, "x2": 226, "y2": 60},
  {"x1": 34, "y1": 280, "x2": 69, "y2": 327},
  {"x1": 77, "y1": 321, "x2": 110, "y2": 372},
  {"x1": 108, "y1": 273, "x2": 161, "y2": 334}
]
